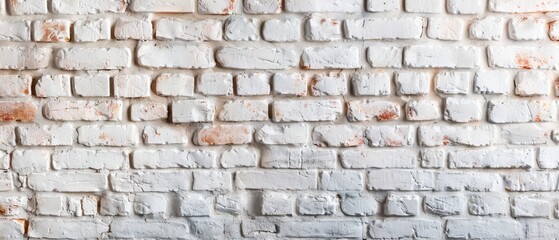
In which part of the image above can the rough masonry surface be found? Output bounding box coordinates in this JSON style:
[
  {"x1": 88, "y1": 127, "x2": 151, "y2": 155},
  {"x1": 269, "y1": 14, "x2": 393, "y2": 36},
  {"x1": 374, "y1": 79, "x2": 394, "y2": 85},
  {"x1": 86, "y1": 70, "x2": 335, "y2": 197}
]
[{"x1": 0, "y1": 0, "x2": 558, "y2": 239}]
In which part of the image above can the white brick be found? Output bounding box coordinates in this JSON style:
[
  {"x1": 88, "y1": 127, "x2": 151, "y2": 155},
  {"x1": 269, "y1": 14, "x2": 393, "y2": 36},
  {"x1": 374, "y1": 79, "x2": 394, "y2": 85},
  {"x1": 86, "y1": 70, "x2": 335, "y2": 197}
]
[
  {"x1": 193, "y1": 171, "x2": 232, "y2": 192},
  {"x1": 301, "y1": 46, "x2": 361, "y2": 69},
  {"x1": 352, "y1": 72, "x2": 391, "y2": 96},
  {"x1": 243, "y1": 0, "x2": 281, "y2": 14},
  {"x1": 515, "y1": 71, "x2": 550, "y2": 97},
  {"x1": 367, "y1": 0, "x2": 400, "y2": 12},
  {"x1": 551, "y1": 21, "x2": 559, "y2": 41},
  {"x1": 405, "y1": 45, "x2": 480, "y2": 68},
  {"x1": 155, "y1": 73, "x2": 194, "y2": 97},
  {"x1": 224, "y1": 16, "x2": 259, "y2": 41},
  {"x1": 261, "y1": 191, "x2": 293, "y2": 215},
  {"x1": 114, "y1": 75, "x2": 151, "y2": 98},
  {"x1": 405, "y1": 0, "x2": 444, "y2": 13},
  {"x1": 52, "y1": 0, "x2": 126, "y2": 14},
  {"x1": 28, "y1": 218, "x2": 109, "y2": 239},
  {"x1": 488, "y1": 46, "x2": 559, "y2": 70},
  {"x1": 218, "y1": 100, "x2": 268, "y2": 122},
  {"x1": 130, "y1": 102, "x2": 168, "y2": 121},
  {"x1": 0, "y1": 20, "x2": 30, "y2": 41},
  {"x1": 272, "y1": 100, "x2": 343, "y2": 122},
  {"x1": 504, "y1": 172, "x2": 557, "y2": 192},
  {"x1": 340, "y1": 149, "x2": 416, "y2": 169},
  {"x1": 216, "y1": 47, "x2": 298, "y2": 70},
  {"x1": 321, "y1": 171, "x2": 362, "y2": 191},
  {"x1": 313, "y1": 125, "x2": 364, "y2": 147},
  {"x1": 132, "y1": 150, "x2": 214, "y2": 169},
  {"x1": 0, "y1": 126, "x2": 15, "y2": 151},
  {"x1": 197, "y1": 72, "x2": 233, "y2": 96},
  {"x1": 446, "y1": 220, "x2": 523, "y2": 239},
  {"x1": 395, "y1": 72, "x2": 430, "y2": 95},
  {"x1": 73, "y1": 19, "x2": 111, "y2": 42},
  {"x1": 43, "y1": 100, "x2": 122, "y2": 121},
  {"x1": 367, "y1": 46, "x2": 403, "y2": 68},
  {"x1": 142, "y1": 126, "x2": 186, "y2": 145},
  {"x1": 12, "y1": 149, "x2": 49, "y2": 175},
  {"x1": 114, "y1": 18, "x2": 153, "y2": 40},
  {"x1": 365, "y1": 125, "x2": 415, "y2": 147},
  {"x1": 538, "y1": 147, "x2": 559, "y2": 169},
  {"x1": 73, "y1": 74, "x2": 110, "y2": 97},
  {"x1": 512, "y1": 196, "x2": 550, "y2": 218},
  {"x1": 236, "y1": 73, "x2": 270, "y2": 96},
  {"x1": 427, "y1": 17, "x2": 465, "y2": 41},
  {"x1": 17, "y1": 124, "x2": 73, "y2": 146},
  {"x1": 508, "y1": 17, "x2": 548, "y2": 41},
  {"x1": 419, "y1": 125, "x2": 498, "y2": 147},
  {"x1": 236, "y1": 171, "x2": 318, "y2": 190},
  {"x1": 110, "y1": 220, "x2": 188, "y2": 238},
  {"x1": 502, "y1": 124, "x2": 548, "y2": 145},
  {"x1": 367, "y1": 170, "x2": 435, "y2": 191},
  {"x1": 110, "y1": 171, "x2": 191, "y2": 192},
  {"x1": 474, "y1": 70, "x2": 511, "y2": 94},
  {"x1": 32, "y1": 19, "x2": 71, "y2": 42},
  {"x1": 0, "y1": 47, "x2": 50, "y2": 70},
  {"x1": 0, "y1": 171, "x2": 14, "y2": 191},
  {"x1": 285, "y1": 0, "x2": 362, "y2": 13},
  {"x1": 468, "y1": 194, "x2": 508, "y2": 216},
  {"x1": 447, "y1": 0, "x2": 483, "y2": 14},
  {"x1": 194, "y1": 125, "x2": 253, "y2": 146},
  {"x1": 171, "y1": 100, "x2": 215, "y2": 123},
  {"x1": 385, "y1": 194, "x2": 419, "y2": 216},
  {"x1": 449, "y1": 149, "x2": 533, "y2": 169},
  {"x1": 8, "y1": 0, "x2": 48, "y2": 15},
  {"x1": 420, "y1": 149, "x2": 446, "y2": 169},
  {"x1": 273, "y1": 73, "x2": 307, "y2": 96},
  {"x1": 220, "y1": 147, "x2": 257, "y2": 168},
  {"x1": 405, "y1": 100, "x2": 440, "y2": 121},
  {"x1": 345, "y1": 18, "x2": 423, "y2": 40},
  {"x1": 444, "y1": 97, "x2": 483, "y2": 122},
  {"x1": 0, "y1": 75, "x2": 31, "y2": 97},
  {"x1": 198, "y1": 0, "x2": 238, "y2": 14},
  {"x1": 340, "y1": 194, "x2": 378, "y2": 216},
  {"x1": 488, "y1": 100, "x2": 555, "y2": 123},
  {"x1": 134, "y1": 194, "x2": 167, "y2": 216},
  {"x1": 77, "y1": 125, "x2": 138, "y2": 147},
  {"x1": 279, "y1": 220, "x2": 362, "y2": 238},
  {"x1": 137, "y1": 42, "x2": 214, "y2": 69},
  {"x1": 178, "y1": 192, "x2": 210, "y2": 216},
  {"x1": 297, "y1": 193, "x2": 336, "y2": 215},
  {"x1": 35, "y1": 75, "x2": 71, "y2": 97},
  {"x1": 469, "y1": 17, "x2": 504, "y2": 40},
  {"x1": 347, "y1": 100, "x2": 401, "y2": 122},
  {"x1": 304, "y1": 15, "x2": 341, "y2": 41},
  {"x1": 156, "y1": 18, "x2": 222, "y2": 41},
  {"x1": 262, "y1": 18, "x2": 300, "y2": 42},
  {"x1": 370, "y1": 220, "x2": 442, "y2": 239},
  {"x1": 489, "y1": 0, "x2": 559, "y2": 13},
  {"x1": 53, "y1": 149, "x2": 127, "y2": 170},
  {"x1": 311, "y1": 73, "x2": 347, "y2": 96},
  {"x1": 28, "y1": 173, "x2": 107, "y2": 192},
  {"x1": 261, "y1": 147, "x2": 336, "y2": 169},
  {"x1": 130, "y1": 0, "x2": 195, "y2": 13},
  {"x1": 56, "y1": 48, "x2": 131, "y2": 70},
  {"x1": 255, "y1": 124, "x2": 309, "y2": 145},
  {"x1": 424, "y1": 195, "x2": 462, "y2": 216},
  {"x1": 435, "y1": 72, "x2": 470, "y2": 95}
]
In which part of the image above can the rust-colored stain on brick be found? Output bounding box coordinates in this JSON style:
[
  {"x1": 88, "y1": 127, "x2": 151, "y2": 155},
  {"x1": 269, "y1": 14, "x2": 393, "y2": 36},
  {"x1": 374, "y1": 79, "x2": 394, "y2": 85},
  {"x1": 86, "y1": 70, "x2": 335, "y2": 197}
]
[
  {"x1": 515, "y1": 54, "x2": 548, "y2": 69},
  {"x1": 377, "y1": 110, "x2": 399, "y2": 121},
  {"x1": 41, "y1": 21, "x2": 69, "y2": 42},
  {"x1": 0, "y1": 101, "x2": 37, "y2": 122},
  {"x1": 198, "y1": 125, "x2": 250, "y2": 145}
]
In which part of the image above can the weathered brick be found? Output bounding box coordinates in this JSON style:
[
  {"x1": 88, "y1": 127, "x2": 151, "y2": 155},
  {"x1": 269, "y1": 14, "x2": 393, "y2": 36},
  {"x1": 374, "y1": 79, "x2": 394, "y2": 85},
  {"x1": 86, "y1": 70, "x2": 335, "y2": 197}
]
[
  {"x1": 0, "y1": 47, "x2": 50, "y2": 70},
  {"x1": 345, "y1": 18, "x2": 423, "y2": 40},
  {"x1": 56, "y1": 48, "x2": 131, "y2": 70},
  {"x1": 340, "y1": 149, "x2": 416, "y2": 169},
  {"x1": 44, "y1": 100, "x2": 122, "y2": 121},
  {"x1": 129, "y1": 0, "x2": 195, "y2": 12},
  {"x1": 285, "y1": 0, "x2": 362, "y2": 13},
  {"x1": 0, "y1": 101, "x2": 37, "y2": 122},
  {"x1": 156, "y1": 18, "x2": 221, "y2": 41},
  {"x1": 0, "y1": 75, "x2": 31, "y2": 97},
  {"x1": 216, "y1": 47, "x2": 298, "y2": 70},
  {"x1": 137, "y1": 42, "x2": 214, "y2": 69},
  {"x1": 52, "y1": 0, "x2": 127, "y2": 14},
  {"x1": 347, "y1": 100, "x2": 401, "y2": 122},
  {"x1": 77, "y1": 124, "x2": 138, "y2": 147},
  {"x1": 194, "y1": 125, "x2": 253, "y2": 145},
  {"x1": 405, "y1": 45, "x2": 480, "y2": 68}
]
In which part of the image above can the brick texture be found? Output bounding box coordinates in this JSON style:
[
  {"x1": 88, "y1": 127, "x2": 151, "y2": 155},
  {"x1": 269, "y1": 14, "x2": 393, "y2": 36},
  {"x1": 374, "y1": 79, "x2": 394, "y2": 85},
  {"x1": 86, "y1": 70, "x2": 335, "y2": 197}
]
[{"x1": 0, "y1": 0, "x2": 558, "y2": 239}]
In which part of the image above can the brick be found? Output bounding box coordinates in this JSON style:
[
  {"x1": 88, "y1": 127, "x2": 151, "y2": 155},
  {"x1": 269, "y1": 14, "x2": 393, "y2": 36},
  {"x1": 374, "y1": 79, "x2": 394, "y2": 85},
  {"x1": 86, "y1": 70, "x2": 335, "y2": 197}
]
[
  {"x1": 445, "y1": 219, "x2": 523, "y2": 239},
  {"x1": 224, "y1": 16, "x2": 259, "y2": 41},
  {"x1": 0, "y1": 219, "x2": 25, "y2": 238},
  {"x1": 197, "y1": 72, "x2": 233, "y2": 96},
  {"x1": 53, "y1": 149, "x2": 127, "y2": 170},
  {"x1": 365, "y1": 125, "x2": 415, "y2": 147},
  {"x1": 512, "y1": 196, "x2": 549, "y2": 218},
  {"x1": 469, "y1": 17, "x2": 504, "y2": 40},
  {"x1": 489, "y1": 0, "x2": 559, "y2": 13},
  {"x1": 444, "y1": 97, "x2": 483, "y2": 122},
  {"x1": 509, "y1": 17, "x2": 548, "y2": 41},
  {"x1": 340, "y1": 149, "x2": 416, "y2": 169},
  {"x1": 114, "y1": 75, "x2": 151, "y2": 98},
  {"x1": 129, "y1": 0, "x2": 195, "y2": 12},
  {"x1": 405, "y1": 45, "x2": 480, "y2": 68},
  {"x1": 243, "y1": 0, "x2": 281, "y2": 14},
  {"x1": 132, "y1": 150, "x2": 215, "y2": 169},
  {"x1": 367, "y1": 46, "x2": 403, "y2": 68},
  {"x1": 285, "y1": 0, "x2": 362, "y2": 13},
  {"x1": 33, "y1": 19, "x2": 71, "y2": 42},
  {"x1": 218, "y1": 100, "x2": 268, "y2": 122},
  {"x1": 111, "y1": 171, "x2": 191, "y2": 192},
  {"x1": 368, "y1": 170, "x2": 436, "y2": 191},
  {"x1": 43, "y1": 100, "x2": 122, "y2": 121},
  {"x1": 488, "y1": 100, "x2": 555, "y2": 123},
  {"x1": 52, "y1": 0, "x2": 127, "y2": 14},
  {"x1": 28, "y1": 173, "x2": 107, "y2": 192},
  {"x1": 35, "y1": 75, "x2": 71, "y2": 97},
  {"x1": 385, "y1": 194, "x2": 419, "y2": 216},
  {"x1": 236, "y1": 171, "x2": 318, "y2": 190},
  {"x1": 178, "y1": 192, "x2": 210, "y2": 216},
  {"x1": 272, "y1": 100, "x2": 343, "y2": 122},
  {"x1": 418, "y1": 125, "x2": 498, "y2": 147},
  {"x1": 272, "y1": 73, "x2": 307, "y2": 96},
  {"x1": 198, "y1": 0, "x2": 238, "y2": 14},
  {"x1": 504, "y1": 172, "x2": 557, "y2": 192},
  {"x1": 261, "y1": 147, "x2": 336, "y2": 169},
  {"x1": 261, "y1": 191, "x2": 294, "y2": 215},
  {"x1": 155, "y1": 73, "x2": 194, "y2": 97},
  {"x1": 302, "y1": 46, "x2": 361, "y2": 69},
  {"x1": 0, "y1": 47, "x2": 50, "y2": 70},
  {"x1": 130, "y1": 102, "x2": 168, "y2": 121},
  {"x1": 405, "y1": 100, "x2": 440, "y2": 121},
  {"x1": 0, "y1": 171, "x2": 14, "y2": 191},
  {"x1": 341, "y1": 194, "x2": 377, "y2": 216},
  {"x1": 262, "y1": 18, "x2": 300, "y2": 42},
  {"x1": 56, "y1": 47, "x2": 131, "y2": 70},
  {"x1": 77, "y1": 124, "x2": 138, "y2": 147},
  {"x1": 427, "y1": 17, "x2": 464, "y2": 40},
  {"x1": 474, "y1": 70, "x2": 511, "y2": 94},
  {"x1": 420, "y1": 149, "x2": 446, "y2": 169},
  {"x1": 137, "y1": 42, "x2": 214, "y2": 69},
  {"x1": 110, "y1": 220, "x2": 188, "y2": 238},
  {"x1": 255, "y1": 124, "x2": 309, "y2": 145},
  {"x1": 0, "y1": 20, "x2": 30, "y2": 41},
  {"x1": 488, "y1": 46, "x2": 559, "y2": 70},
  {"x1": 142, "y1": 126, "x2": 186, "y2": 145},
  {"x1": 313, "y1": 125, "x2": 364, "y2": 147},
  {"x1": 216, "y1": 47, "x2": 298, "y2": 70},
  {"x1": 73, "y1": 74, "x2": 110, "y2": 97},
  {"x1": 436, "y1": 172, "x2": 502, "y2": 191},
  {"x1": 551, "y1": 21, "x2": 559, "y2": 41},
  {"x1": 321, "y1": 171, "x2": 362, "y2": 191},
  {"x1": 370, "y1": 220, "x2": 442, "y2": 239},
  {"x1": 297, "y1": 193, "x2": 336, "y2": 215},
  {"x1": 28, "y1": 218, "x2": 109, "y2": 239},
  {"x1": 345, "y1": 18, "x2": 423, "y2": 40},
  {"x1": 0, "y1": 75, "x2": 31, "y2": 97},
  {"x1": 279, "y1": 220, "x2": 362, "y2": 238},
  {"x1": 311, "y1": 74, "x2": 347, "y2": 96},
  {"x1": 8, "y1": 0, "x2": 48, "y2": 15},
  {"x1": 435, "y1": 71, "x2": 470, "y2": 95},
  {"x1": 347, "y1": 100, "x2": 401, "y2": 122},
  {"x1": 405, "y1": 0, "x2": 444, "y2": 13},
  {"x1": 304, "y1": 15, "x2": 341, "y2": 41},
  {"x1": 0, "y1": 126, "x2": 15, "y2": 151},
  {"x1": 11, "y1": 149, "x2": 49, "y2": 175},
  {"x1": 73, "y1": 19, "x2": 111, "y2": 42},
  {"x1": 538, "y1": 147, "x2": 559, "y2": 169},
  {"x1": 352, "y1": 72, "x2": 391, "y2": 96},
  {"x1": 395, "y1": 72, "x2": 430, "y2": 96},
  {"x1": 502, "y1": 124, "x2": 548, "y2": 145},
  {"x1": 171, "y1": 100, "x2": 215, "y2": 123},
  {"x1": 367, "y1": 0, "x2": 400, "y2": 12},
  {"x1": 17, "y1": 124, "x2": 73, "y2": 146},
  {"x1": 0, "y1": 101, "x2": 37, "y2": 122},
  {"x1": 194, "y1": 125, "x2": 253, "y2": 145},
  {"x1": 515, "y1": 71, "x2": 550, "y2": 97},
  {"x1": 156, "y1": 18, "x2": 222, "y2": 41},
  {"x1": 134, "y1": 194, "x2": 167, "y2": 216},
  {"x1": 236, "y1": 73, "x2": 270, "y2": 96},
  {"x1": 468, "y1": 194, "x2": 508, "y2": 216},
  {"x1": 450, "y1": 149, "x2": 533, "y2": 169},
  {"x1": 220, "y1": 147, "x2": 257, "y2": 168},
  {"x1": 114, "y1": 18, "x2": 153, "y2": 40},
  {"x1": 447, "y1": 0, "x2": 483, "y2": 14}
]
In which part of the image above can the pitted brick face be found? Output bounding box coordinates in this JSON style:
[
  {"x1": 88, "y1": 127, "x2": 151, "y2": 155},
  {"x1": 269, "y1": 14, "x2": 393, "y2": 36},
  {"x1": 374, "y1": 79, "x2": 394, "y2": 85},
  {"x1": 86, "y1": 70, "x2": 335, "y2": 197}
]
[{"x1": 1, "y1": 0, "x2": 559, "y2": 239}]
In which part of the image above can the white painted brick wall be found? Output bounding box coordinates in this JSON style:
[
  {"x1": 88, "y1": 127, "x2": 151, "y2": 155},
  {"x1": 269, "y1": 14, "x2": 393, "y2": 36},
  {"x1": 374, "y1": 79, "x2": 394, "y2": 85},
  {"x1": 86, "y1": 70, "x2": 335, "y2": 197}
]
[{"x1": 0, "y1": 0, "x2": 557, "y2": 238}]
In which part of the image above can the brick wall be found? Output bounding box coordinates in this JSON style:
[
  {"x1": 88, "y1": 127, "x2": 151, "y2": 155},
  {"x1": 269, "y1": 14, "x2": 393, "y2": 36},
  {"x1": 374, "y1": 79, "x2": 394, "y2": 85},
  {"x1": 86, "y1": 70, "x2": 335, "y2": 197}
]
[{"x1": 1, "y1": 0, "x2": 558, "y2": 238}]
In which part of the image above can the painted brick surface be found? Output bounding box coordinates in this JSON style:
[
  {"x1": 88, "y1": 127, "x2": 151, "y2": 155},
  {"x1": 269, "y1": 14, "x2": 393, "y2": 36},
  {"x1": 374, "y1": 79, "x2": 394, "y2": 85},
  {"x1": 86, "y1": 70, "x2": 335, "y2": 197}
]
[{"x1": 0, "y1": 0, "x2": 558, "y2": 239}]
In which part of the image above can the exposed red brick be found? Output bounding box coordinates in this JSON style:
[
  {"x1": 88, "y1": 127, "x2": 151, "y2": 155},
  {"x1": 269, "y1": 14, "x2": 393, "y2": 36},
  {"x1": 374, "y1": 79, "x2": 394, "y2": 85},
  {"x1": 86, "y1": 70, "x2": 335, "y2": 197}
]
[{"x1": 0, "y1": 101, "x2": 37, "y2": 122}]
